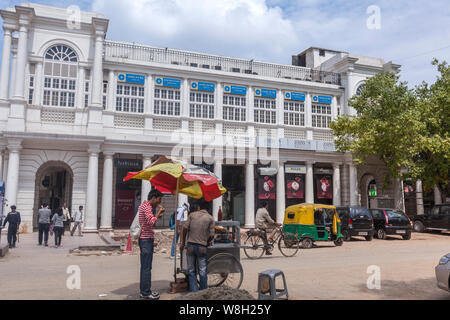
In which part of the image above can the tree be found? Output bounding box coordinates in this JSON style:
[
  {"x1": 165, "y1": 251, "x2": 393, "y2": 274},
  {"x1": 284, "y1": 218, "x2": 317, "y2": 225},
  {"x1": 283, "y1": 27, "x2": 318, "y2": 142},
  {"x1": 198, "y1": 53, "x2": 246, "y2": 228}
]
[{"x1": 330, "y1": 60, "x2": 450, "y2": 199}]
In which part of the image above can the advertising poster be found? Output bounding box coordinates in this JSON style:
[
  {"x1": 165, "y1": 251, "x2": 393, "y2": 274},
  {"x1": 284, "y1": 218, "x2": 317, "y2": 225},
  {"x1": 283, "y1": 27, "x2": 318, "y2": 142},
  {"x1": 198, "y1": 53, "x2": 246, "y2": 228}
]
[
  {"x1": 286, "y1": 174, "x2": 305, "y2": 199},
  {"x1": 115, "y1": 189, "x2": 136, "y2": 227},
  {"x1": 316, "y1": 175, "x2": 333, "y2": 199},
  {"x1": 258, "y1": 175, "x2": 276, "y2": 199}
]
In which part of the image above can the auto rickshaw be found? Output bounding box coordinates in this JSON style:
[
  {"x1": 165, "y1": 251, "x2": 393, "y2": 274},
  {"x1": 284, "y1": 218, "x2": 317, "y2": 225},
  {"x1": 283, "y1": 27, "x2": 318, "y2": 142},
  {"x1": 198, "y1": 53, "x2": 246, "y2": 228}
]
[{"x1": 282, "y1": 203, "x2": 344, "y2": 248}]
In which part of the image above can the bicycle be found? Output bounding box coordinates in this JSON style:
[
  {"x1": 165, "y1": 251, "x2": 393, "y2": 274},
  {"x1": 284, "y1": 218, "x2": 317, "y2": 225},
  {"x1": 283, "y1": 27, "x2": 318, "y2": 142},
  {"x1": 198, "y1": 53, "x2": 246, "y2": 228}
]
[{"x1": 243, "y1": 225, "x2": 300, "y2": 259}]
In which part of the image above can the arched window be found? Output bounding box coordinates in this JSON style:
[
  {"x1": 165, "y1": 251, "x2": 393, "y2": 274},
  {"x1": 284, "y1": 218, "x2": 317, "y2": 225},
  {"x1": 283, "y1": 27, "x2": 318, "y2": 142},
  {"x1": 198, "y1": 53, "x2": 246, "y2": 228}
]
[
  {"x1": 355, "y1": 83, "x2": 365, "y2": 96},
  {"x1": 42, "y1": 45, "x2": 78, "y2": 107}
]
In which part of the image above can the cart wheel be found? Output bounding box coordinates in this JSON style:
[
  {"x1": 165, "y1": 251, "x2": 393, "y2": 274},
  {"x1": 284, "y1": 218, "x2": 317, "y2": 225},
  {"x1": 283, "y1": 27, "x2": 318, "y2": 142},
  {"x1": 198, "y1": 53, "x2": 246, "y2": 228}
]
[
  {"x1": 243, "y1": 235, "x2": 265, "y2": 259},
  {"x1": 301, "y1": 238, "x2": 313, "y2": 249},
  {"x1": 278, "y1": 233, "x2": 300, "y2": 257},
  {"x1": 334, "y1": 237, "x2": 344, "y2": 246},
  {"x1": 207, "y1": 253, "x2": 244, "y2": 289}
]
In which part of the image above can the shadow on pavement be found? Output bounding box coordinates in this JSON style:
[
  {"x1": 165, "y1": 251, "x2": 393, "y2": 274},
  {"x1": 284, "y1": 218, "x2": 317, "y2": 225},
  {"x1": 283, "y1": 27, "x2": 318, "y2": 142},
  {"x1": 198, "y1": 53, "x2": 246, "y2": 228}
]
[
  {"x1": 111, "y1": 280, "x2": 171, "y2": 300},
  {"x1": 356, "y1": 277, "x2": 450, "y2": 300}
]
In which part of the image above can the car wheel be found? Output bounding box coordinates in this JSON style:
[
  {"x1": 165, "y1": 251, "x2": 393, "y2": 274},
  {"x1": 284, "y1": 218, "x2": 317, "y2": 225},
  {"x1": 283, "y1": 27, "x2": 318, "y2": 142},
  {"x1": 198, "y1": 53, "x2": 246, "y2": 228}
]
[
  {"x1": 334, "y1": 237, "x2": 344, "y2": 246},
  {"x1": 301, "y1": 238, "x2": 313, "y2": 249},
  {"x1": 365, "y1": 234, "x2": 373, "y2": 241},
  {"x1": 413, "y1": 221, "x2": 424, "y2": 233},
  {"x1": 377, "y1": 228, "x2": 386, "y2": 240},
  {"x1": 402, "y1": 232, "x2": 411, "y2": 240},
  {"x1": 342, "y1": 230, "x2": 351, "y2": 241}
]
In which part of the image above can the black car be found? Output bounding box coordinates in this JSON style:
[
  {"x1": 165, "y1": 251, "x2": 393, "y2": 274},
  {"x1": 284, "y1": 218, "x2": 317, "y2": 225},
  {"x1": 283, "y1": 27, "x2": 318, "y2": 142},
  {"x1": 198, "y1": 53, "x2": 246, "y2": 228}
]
[
  {"x1": 413, "y1": 204, "x2": 450, "y2": 233},
  {"x1": 368, "y1": 208, "x2": 413, "y2": 240},
  {"x1": 336, "y1": 206, "x2": 374, "y2": 241}
]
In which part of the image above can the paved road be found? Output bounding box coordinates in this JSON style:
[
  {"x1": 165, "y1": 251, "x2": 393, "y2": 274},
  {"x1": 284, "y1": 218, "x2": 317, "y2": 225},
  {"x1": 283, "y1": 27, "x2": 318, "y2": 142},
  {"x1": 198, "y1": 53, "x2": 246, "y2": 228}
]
[{"x1": 0, "y1": 230, "x2": 449, "y2": 300}]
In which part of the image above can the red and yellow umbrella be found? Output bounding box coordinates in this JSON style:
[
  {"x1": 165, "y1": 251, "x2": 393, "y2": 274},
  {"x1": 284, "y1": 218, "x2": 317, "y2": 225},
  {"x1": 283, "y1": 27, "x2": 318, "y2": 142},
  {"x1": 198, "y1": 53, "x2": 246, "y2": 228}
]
[{"x1": 123, "y1": 156, "x2": 226, "y2": 201}]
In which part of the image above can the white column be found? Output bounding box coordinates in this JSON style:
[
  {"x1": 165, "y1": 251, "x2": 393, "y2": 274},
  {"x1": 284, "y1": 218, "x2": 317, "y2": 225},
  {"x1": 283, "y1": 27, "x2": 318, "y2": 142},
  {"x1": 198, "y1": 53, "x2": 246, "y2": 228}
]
[
  {"x1": 276, "y1": 161, "x2": 285, "y2": 223},
  {"x1": 144, "y1": 74, "x2": 152, "y2": 114},
  {"x1": 434, "y1": 185, "x2": 442, "y2": 205},
  {"x1": 0, "y1": 27, "x2": 12, "y2": 101},
  {"x1": 416, "y1": 180, "x2": 424, "y2": 215},
  {"x1": 305, "y1": 92, "x2": 313, "y2": 140},
  {"x1": 9, "y1": 41, "x2": 18, "y2": 99},
  {"x1": 305, "y1": 161, "x2": 314, "y2": 203},
  {"x1": 34, "y1": 61, "x2": 43, "y2": 105},
  {"x1": 212, "y1": 161, "x2": 223, "y2": 221},
  {"x1": 4, "y1": 141, "x2": 22, "y2": 213},
  {"x1": 141, "y1": 155, "x2": 152, "y2": 203},
  {"x1": 349, "y1": 163, "x2": 358, "y2": 206},
  {"x1": 245, "y1": 161, "x2": 255, "y2": 228},
  {"x1": 76, "y1": 67, "x2": 85, "y2": 108},
  {"x1": 332, "y1": 163, "x2": 341, "y2": 206},
  {"x1": 2, "y1": 153, "x2": 8, "y2": 185},
  {"x1": 91, "y1": 34, "x2": 104, "y2": 107},
  {"x1": 0, "y1": 149, "x2": 4, "y2": 181},
  {"x1": 100, "y1": 152, "x2": 114, "y2": 230},
  {"x1": 107, "y1": 70, "x2": 115, "y2": 111},
  {"x1": 12, "y1": 24, "x2": 28, "y2": 100},
  {"x1": 85, "y1": 145, "x2": 100, "y2": 232}
]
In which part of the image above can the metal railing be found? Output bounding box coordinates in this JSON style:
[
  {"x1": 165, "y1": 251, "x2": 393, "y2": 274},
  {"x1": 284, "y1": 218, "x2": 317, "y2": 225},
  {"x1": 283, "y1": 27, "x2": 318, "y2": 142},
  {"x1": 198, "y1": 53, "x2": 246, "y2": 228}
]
[{"x1": 104, "y1": 40, "x2": 341, "y2": 85}]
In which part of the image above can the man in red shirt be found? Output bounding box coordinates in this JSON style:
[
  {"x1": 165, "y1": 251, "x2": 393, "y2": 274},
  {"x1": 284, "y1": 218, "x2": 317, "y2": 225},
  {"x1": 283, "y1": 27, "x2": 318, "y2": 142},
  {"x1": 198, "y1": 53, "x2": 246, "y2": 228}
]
[{"x1": 138, "y1": 189, "x2": 165, "y2": 300}]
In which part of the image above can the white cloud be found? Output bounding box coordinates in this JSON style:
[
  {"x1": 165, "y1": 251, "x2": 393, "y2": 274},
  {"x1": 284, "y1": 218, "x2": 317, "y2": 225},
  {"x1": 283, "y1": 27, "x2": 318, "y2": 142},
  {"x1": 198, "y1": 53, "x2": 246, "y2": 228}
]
[{"x1": 92, "y1": 0, "x2": 300, "y2": 62}]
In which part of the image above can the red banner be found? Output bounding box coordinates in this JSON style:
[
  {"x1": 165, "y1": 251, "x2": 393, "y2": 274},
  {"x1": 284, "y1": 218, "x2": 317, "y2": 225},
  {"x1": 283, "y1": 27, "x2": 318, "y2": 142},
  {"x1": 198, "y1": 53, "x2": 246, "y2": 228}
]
[
  {"x1": 316, "y1": 175, "x2": 332, "y2": 199},
  {"x1": 286, "y1": 174, "x2": 305, "y2": 199},
  {"x1": 258, "y1": 175, "x2": 276, "y2": 199},
  {"x1": 115, "y1": 189, "x2": 136, "y2": 227}
]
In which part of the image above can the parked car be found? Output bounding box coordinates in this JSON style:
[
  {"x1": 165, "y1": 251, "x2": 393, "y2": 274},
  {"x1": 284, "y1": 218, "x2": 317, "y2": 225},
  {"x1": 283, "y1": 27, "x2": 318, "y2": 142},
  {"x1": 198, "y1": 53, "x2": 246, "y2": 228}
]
[
  {"x1": 435, "y1": 253, "x2": 450, "y2": 292},
  {"x1": 413, "y1": 204, "x2": 450, "y2": 233},
  {"x1": 368, "y1": 208, "x2": 413, "y2": 240},
  {"x1": 336, "y1": 206, "x2": 374, "y2": 241}
]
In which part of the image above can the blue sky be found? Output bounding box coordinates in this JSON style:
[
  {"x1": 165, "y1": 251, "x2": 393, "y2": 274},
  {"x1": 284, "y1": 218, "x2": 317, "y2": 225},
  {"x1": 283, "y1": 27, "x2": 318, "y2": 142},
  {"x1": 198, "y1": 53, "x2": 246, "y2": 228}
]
[{"x1": 1, "y1": 0, "x2": 449, "y2": 87}]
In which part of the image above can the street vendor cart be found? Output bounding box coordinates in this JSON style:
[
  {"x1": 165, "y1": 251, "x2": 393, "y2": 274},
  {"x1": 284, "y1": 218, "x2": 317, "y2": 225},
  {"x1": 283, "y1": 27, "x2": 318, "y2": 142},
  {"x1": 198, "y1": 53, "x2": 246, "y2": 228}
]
[{"x1": 178, "y1": 220, "x2": 244, "y2": 289}]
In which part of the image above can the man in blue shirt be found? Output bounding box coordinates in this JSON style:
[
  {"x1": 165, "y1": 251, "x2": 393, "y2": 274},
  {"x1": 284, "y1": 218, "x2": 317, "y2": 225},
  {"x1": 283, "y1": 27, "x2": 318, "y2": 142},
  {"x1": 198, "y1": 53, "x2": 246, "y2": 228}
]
[{"x1": 3, "y1": 205, "x2": 21, "y2": 249}]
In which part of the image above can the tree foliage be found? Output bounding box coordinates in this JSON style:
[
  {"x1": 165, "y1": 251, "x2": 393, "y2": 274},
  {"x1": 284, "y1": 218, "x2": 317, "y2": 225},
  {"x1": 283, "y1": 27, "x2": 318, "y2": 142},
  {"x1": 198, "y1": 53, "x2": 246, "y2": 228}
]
[{"x1": 330, "y1": 60, "x2": 450, "y2": 195}]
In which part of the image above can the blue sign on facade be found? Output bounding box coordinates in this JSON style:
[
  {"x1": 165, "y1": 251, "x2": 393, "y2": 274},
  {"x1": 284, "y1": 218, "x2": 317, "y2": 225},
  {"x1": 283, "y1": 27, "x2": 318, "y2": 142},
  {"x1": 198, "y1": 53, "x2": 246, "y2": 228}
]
[
  {"x1": 224, "y1": 84, "x2": 247, "y2": 95},
  {"x1": 155, "y1": 77, "x2": 181, "y2": 88},
  {"x1": 191, "y1": 81, "x2": 215, "y2": 92},
  {"x1": 118, "y1": 73, "x2": 145, "y2": 85},
  {"x1": 255, "y1": 88, "x2": 276, "y2": 99},
  {"x1": 285, "y1": 91, "x2": 306, "y2": 102},
  {"x1": 312, "y1": 95, "x2": 332, "y2": 104}
]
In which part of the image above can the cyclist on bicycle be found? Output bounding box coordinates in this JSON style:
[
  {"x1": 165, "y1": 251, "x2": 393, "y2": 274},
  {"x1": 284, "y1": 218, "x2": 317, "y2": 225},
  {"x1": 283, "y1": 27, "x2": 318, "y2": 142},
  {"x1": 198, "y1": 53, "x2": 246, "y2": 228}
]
[{"x1": 255, "y1": 201, "x2": 281, "y2": 255}]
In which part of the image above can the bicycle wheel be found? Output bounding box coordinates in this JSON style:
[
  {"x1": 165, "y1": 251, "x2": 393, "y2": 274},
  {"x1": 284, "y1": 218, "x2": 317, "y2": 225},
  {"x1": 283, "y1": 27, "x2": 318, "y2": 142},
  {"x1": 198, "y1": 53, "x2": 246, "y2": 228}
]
[
  {"x1": 278, "y1": 233, "x2": 300, "y2": 257},
  {"x1": 243, "y1": 235, "x2": 265, "y2": 259}
]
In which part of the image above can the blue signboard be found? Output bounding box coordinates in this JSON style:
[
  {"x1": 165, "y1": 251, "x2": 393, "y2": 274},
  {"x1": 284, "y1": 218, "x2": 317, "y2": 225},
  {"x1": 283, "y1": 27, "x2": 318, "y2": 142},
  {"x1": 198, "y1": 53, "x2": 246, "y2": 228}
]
[
  {"x1": 191, "y1": 81, "x2": 215, "y2": 92},
  {"x1": 255, "y1": 88, "x2": 276, "y2": 99},
  {"x1": 118, "y1": 73, "x2": 145, "y2": 85},
  {"x1": 224, "y1": 84, "x2": 247, "y2": 95},
  {"x1": 285, "y1": 91, "x2": 305, "y2": 102},
  {"x1": 312, "y1": 95, "x2": 332, "y2": 104},
  {"x1": 155, "y1": 77, "x2": 181, "y2": 88}
]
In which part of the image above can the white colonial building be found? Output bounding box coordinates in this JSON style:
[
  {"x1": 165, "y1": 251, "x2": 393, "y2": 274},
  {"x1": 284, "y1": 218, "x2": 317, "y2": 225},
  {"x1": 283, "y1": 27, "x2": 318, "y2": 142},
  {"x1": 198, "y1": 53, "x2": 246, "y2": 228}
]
[{"x1": 0, "y1": 3, "x2": 407, "y2": 233}]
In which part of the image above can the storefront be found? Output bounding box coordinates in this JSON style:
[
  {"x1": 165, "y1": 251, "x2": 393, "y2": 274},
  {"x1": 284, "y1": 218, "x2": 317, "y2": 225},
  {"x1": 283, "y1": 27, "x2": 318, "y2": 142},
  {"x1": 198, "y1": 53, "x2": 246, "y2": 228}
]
[
  {"x1": 285, "y1": 164, "x2": 306, "y2": 208},
  {"x1": 114, "y1": 157, "x2": 142, "y2": 228},
  {"x1": 314, "y1": 167, "x2": 333, "y2": 205}
]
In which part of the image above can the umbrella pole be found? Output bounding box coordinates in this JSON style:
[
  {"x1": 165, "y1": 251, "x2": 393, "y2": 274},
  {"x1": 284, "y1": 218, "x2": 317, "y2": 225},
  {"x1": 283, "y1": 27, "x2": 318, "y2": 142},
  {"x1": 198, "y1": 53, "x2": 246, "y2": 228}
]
[{"x1": 173, "y1": 178, "x2": 179, "y2": 283}]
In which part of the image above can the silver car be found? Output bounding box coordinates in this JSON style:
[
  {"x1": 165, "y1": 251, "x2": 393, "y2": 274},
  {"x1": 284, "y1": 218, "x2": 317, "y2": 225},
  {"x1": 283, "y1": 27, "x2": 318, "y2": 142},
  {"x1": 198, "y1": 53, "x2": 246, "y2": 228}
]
[{"x1": 435, "y1": 253, "x2": 450, "y2": 292}]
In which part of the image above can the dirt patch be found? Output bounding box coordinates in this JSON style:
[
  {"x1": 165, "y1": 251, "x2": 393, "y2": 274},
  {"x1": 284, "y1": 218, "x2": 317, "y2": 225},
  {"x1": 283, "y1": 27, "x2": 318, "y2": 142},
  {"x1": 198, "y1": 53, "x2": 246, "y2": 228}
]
[
  {"x1": 178, "y1": 286, "x2": 255, "y2": 300},
  {"x1": 113, "y1": 229, "x2": 175, "y2": 255}
]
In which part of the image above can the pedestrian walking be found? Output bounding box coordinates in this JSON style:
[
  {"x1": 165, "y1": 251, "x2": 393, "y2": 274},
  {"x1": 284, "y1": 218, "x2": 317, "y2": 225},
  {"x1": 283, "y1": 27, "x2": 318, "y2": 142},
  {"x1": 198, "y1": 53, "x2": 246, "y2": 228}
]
[
  {"x1": 2, "y1": 205, "x2": 21, "y2": 249},
  {"x1": 52, "y1": 207, "x2": 65, "y2": 248},
  {"x1": 138, "y1": 189, "x2": 165, "y2": 300},
  {"x1": 180, "y1": 198, "x2": 215, "y2": 292},
  {"x1": 71, "y1": 206, "x2": 84, "y2": 237},
  {"x1": 38, "y1": 203, "x2": 51, "y2": 246},
  {"x1": 170, "y1": 202, "x2": 189, "y2": 259},
  {"x1": 62, "y1": 202, "x2": 71, "y2": 236}
]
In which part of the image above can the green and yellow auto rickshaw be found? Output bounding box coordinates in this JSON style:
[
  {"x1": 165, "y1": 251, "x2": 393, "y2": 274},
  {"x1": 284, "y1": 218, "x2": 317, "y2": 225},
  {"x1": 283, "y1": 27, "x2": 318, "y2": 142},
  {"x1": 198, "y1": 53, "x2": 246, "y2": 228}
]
[{"x1": 283, "y1": 203, "x2": 344, "y2": 248}]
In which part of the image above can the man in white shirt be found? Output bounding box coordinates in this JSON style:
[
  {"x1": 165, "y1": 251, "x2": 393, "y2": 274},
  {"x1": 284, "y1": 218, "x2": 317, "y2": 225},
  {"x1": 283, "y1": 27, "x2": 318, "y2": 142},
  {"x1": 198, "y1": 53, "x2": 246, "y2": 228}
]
[
  {"x1": 170, "y1": 202, "x2": 189, "y2": 259},
  {"x1": 70, "y1": 206, "x2": 83, "y2": 237}
]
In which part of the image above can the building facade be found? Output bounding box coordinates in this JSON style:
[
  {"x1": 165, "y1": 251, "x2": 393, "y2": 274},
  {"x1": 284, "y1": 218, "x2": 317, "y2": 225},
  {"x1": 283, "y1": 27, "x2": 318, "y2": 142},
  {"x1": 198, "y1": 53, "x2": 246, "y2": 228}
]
[{"x1": 0, "y1": 3, "x2": 408, "y2": 233}]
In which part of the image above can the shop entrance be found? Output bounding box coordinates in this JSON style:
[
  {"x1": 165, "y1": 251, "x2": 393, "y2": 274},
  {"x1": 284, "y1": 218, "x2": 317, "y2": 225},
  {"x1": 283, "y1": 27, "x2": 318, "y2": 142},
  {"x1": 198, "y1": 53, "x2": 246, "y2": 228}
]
[
  {"x1": 221, "y1": 165, "x2": 245, "y2": 224},
  {"x1": 314, "y1": 167, "x2": 333, "y2": 205},
  {"x1": 33, "y1": 161, "x2": 73, "y2": 231}
]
